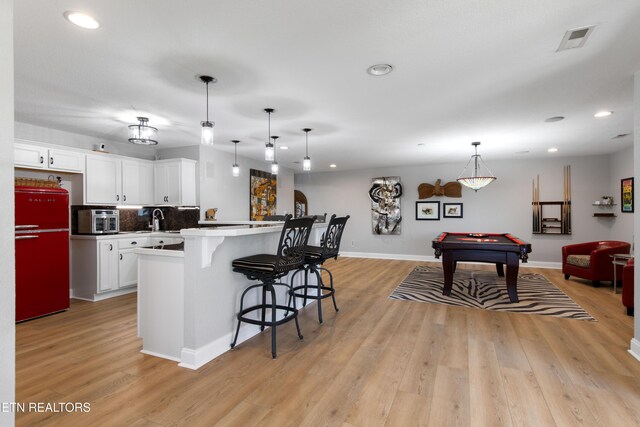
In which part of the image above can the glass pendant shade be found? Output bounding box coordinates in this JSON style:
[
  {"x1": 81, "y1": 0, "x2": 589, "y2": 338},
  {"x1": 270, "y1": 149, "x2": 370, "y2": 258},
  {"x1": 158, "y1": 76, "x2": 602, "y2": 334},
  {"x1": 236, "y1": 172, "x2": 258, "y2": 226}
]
[
  {"x1": 201, "y1": 121, "x2": 214, "y2": 146},
  {"x1": 457, "y1": 142, "x2": 496, "y2": 191},
  {"x1": 232, "y1": 140, "x2": 240, "y2": 177},
  {"x1": 302, "y1": 128, "x2": 312, "y2": 171},
  {"x1": 265, "y1": 143, "x2": 274, "y2": 161},
  {"x1": 128, "y1": 117, "x2": 158, "y2": 145},
  {"x1": 199, "y1": 75, "x2": 216, "y2": 146},
  {"x1": 270, "y1": 135, "x2": 279, "y2": 175}
]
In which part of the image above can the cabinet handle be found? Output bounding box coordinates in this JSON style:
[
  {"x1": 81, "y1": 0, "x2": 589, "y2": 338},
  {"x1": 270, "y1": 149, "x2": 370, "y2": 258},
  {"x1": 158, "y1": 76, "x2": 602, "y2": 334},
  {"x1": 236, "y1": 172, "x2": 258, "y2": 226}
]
[
  {"x1": 131, "y1": 241, "x2": 137, "y2": 245},
  {"x1": 158, "y1": 240, "x2": 164, "y2": 244},
  {"x1": 50, "y1": 157, "x2": 54, "y2": 165},
  {"x1": 123, "y1": 195, "x2": 127, "y2": 202},
  {"x1": 116, "y1": 195, "x2": 120, "y2": 201},
  {"x1": 120, "y1": 254, "x2": 123, "y2": 260},
  {"x1": 109, "y1": 244, "x2": 113, "y2": 251},
  {"x1": 39, "y1": 156, "x2": 44, "y2": 164},
  {"x1": 15, "y1": 235, "x2": 39, "y2": 240}
]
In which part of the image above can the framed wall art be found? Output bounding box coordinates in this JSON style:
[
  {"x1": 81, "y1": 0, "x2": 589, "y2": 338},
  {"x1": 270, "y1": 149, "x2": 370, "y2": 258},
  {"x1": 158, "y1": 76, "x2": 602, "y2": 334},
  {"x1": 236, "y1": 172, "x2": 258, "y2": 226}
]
[
  {"x1": 621, "y1": 177, "x2": 634, "y2": 213},
  {"x1": 250, "y1": 169, "x2": 277, "y2": 220},
  {"x1": 443, "y1": 203, "x2": 463, "y2": 218},
  {"x1": 369, "y1": 176, "x2": 403, "y2": 235},
  {"x1": 416, "y1": 201, "x2": 440, "y2": 221}
]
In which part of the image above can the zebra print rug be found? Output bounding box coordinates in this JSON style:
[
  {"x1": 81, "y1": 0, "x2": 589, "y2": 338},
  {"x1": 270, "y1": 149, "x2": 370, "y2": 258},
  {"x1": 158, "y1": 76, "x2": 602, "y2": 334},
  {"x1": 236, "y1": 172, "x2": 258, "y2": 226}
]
[{"x1": 390, "y1": 266, "x2": 595, "y2": 321}]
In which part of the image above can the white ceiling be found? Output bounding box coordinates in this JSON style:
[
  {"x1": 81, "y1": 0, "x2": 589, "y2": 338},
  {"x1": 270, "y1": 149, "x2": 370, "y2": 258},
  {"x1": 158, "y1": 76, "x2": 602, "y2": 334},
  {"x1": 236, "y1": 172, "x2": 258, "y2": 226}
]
[{"x1": 14, "y1": 0, "x2": 640, "y2": 172}]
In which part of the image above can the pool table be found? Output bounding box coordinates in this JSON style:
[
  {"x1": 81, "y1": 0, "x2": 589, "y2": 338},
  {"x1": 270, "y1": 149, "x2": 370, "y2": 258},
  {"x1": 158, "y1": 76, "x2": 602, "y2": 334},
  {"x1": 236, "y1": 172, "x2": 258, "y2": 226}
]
[{"x1": 432, "y1": 232, "x2": 532, "y2": 303}]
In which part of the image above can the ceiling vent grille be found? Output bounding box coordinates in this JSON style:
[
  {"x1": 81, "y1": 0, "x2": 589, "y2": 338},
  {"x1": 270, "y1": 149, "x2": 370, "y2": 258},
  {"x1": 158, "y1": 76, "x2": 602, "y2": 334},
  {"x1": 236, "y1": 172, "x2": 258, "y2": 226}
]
[{"x1": 557, "y1": 26, "x2": 595, "y2": 51}]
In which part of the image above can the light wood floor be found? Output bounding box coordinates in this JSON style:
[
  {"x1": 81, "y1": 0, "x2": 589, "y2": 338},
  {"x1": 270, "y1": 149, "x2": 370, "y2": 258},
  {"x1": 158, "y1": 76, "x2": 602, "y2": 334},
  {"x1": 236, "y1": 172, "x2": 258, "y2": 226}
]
[{"x1": 16, "y1": 258, "x2": 640, "y2": 426}]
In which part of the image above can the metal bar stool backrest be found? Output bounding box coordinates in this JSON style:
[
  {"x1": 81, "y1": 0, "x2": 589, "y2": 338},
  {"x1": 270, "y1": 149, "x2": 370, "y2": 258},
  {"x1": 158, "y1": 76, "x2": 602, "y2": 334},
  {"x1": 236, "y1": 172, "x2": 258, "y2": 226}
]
[
  {"x1": 320, "y1": 215, "x2": 350, "y2": 259},
  {"x1": 274, "y1": 215, "x2": 316, "y2": 274}
]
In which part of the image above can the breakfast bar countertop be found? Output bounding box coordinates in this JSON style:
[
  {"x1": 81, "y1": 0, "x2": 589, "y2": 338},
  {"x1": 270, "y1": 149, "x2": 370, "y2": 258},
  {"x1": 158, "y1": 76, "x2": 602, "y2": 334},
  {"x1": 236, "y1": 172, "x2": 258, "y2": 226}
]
[{"x1": 182, "y1": 224, "x2": 284, "y2": 237}]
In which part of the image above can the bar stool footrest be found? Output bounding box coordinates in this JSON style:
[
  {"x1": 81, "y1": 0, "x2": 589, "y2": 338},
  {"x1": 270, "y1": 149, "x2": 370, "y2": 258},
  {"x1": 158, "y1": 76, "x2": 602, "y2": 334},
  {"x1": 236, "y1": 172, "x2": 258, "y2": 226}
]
[
  {"x1": 291, "y1": 285, "x2": 335, "y2": 300},
  {"x1": 237, "y1": 304, "x2": 299, "y2": 327}
]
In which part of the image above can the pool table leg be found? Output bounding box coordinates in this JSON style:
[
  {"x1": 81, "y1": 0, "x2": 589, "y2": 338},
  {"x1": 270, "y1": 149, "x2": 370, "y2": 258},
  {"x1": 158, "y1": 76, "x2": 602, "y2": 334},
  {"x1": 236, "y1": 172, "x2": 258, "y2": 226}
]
[
  {"x1": 442, "y1": 251, "x2": 455, "y2": 296},
  {"x1": 495, "y1": 263, "x2": 504, "y2": 277},
  {"x1": 505, "y1": 252, "x2": 519, "y2": 303}
]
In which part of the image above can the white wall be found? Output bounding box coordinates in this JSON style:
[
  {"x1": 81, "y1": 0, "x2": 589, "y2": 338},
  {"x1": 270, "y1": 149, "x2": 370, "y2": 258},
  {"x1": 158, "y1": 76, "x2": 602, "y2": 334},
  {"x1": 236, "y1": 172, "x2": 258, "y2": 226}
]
[
  {"x1": 0, "y1": 0, "x2": 15, "y2": 424},
  {"x1": 15, "y1": 122, "x2": 156, "y2": 160},
  {"x1": 609, "y1": 146, "x2": 635, "y2": 243},
  {"x1": 198, "y1": 146, "x2": 294, "y2": 220},
  {"x1": 296, "y1": 154, "x2": 629, "y2": 264}
]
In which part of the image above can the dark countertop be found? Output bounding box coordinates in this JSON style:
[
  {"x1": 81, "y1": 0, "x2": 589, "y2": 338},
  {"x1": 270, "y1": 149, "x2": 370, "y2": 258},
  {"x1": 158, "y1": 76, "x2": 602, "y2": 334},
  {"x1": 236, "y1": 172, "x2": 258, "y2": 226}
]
[{"x1": 141, "y1": 242, "x2": 184, "y2": 251}]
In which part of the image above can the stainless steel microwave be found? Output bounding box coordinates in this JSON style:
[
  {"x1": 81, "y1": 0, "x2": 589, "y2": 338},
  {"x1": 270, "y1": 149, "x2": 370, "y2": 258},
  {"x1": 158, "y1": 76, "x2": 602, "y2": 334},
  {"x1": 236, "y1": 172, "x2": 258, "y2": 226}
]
[{"x1": 77, "y1": 209, "x2": 119, "y2": 234}]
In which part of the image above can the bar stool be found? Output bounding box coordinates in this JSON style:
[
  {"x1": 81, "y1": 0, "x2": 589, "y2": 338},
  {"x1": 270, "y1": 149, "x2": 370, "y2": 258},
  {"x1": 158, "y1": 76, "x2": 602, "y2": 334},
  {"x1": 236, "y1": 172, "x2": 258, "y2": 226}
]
[
  {"x1": 291, "y1": 214, "x2": 350, "y2": 323},
  {"x1": 230, "y1": 215, "x2": 316, "y2": 358}
]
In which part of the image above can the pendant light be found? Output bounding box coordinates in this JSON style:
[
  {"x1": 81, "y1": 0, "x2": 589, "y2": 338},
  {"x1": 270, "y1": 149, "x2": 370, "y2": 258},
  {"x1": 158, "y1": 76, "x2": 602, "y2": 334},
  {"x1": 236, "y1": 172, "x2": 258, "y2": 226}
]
[
  {"x1": 128, "y1": 117, "x2": 158, "y2": 145},
  {"x1": 271, "y1": 135, "x2": 279, "y2": 175},
  {"x1": 200, "y1": 75, "x2": 216, "y2": 146},
  {"x1": 232, "y1": 140, "x2": 240, "y2": 177},
  {"x1": 302, "y1": 128, "x2": 312, "y2": 171},
  {"x1": 264, "y1": 108, "x2": 275, "y2": 161},
  {"x1": 456, "y1": 141, "x2": 496, "y2": 191}
]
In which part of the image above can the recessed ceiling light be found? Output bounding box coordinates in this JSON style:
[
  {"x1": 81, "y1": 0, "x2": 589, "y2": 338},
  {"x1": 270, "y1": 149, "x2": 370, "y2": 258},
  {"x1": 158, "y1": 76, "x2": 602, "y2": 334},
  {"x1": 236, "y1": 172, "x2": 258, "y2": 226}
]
[
  {"x1": 544, "y1": 116, "x2": 565, "y2": 123},
  {"x1": 417, "y1": 143, "x2": 425, "y2": 146},
  {"x1": 594, "y1": 111, "x2": 613, "y2": 118},
  {"x1": 279, "y1": 146, "x2": 289, "y2": 150},
  {"x1": 329, "y1": 164, "x2": 337, "y2": 168},
  {"x1": 366, "y1": 64, "x2": 393, "y2": 76},
  {"x1": 548, "y1": 148, "x2": 559, "y2": 153},
  {"x1": 63, "y1": 11, "x2": 100, "y2": 29}
]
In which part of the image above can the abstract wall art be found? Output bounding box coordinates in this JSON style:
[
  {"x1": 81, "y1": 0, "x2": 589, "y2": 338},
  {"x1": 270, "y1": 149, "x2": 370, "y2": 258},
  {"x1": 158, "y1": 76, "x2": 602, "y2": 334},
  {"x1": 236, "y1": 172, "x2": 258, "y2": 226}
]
[
  {"x1": 250, "y1": 169, "x2": 277, "y2": 220},
  {"x1": 369, "y1": 176, "x2": 403, "y2": 235}
]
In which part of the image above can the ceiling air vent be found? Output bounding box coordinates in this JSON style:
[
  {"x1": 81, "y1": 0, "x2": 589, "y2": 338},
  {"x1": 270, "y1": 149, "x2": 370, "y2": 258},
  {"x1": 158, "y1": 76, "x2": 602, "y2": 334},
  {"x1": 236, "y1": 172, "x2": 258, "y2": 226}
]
[{"x1": 557, "y1": 26, "x2": 595, "y2": 52}]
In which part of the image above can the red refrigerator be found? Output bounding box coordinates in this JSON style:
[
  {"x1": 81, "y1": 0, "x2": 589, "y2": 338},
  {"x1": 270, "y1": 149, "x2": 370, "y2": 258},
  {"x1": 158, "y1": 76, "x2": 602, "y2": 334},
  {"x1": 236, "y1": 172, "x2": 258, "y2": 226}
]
[{"x1": 15, "y1": 186, "x2": 70, "y2": 322}]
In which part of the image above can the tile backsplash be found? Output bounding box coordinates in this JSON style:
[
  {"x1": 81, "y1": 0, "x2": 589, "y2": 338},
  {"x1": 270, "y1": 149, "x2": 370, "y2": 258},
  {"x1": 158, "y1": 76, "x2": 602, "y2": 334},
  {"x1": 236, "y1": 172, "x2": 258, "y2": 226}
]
[{"x1": 71, "y1": 206, "x2": 200, "y2": 234}]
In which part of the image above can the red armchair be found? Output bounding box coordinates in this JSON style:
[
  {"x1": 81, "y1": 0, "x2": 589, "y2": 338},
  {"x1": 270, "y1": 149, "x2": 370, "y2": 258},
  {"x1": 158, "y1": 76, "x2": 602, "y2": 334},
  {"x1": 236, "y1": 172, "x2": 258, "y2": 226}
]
[
  {"x1": 562, "y1": 241, "x2": 631, "y2": 287},
  {"x1": 623, "y1": 259, "x2": 634, "y2": 316}
]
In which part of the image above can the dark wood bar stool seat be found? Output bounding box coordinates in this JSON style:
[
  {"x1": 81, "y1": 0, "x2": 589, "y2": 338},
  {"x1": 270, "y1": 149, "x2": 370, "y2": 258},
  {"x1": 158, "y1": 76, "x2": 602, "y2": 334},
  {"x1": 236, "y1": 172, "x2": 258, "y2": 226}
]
[
  {"x1": 230, "y1": 215, "x2": 315, "y2": 358},
  {"x1": 291, "y1": 214, "x2": 350, "y2": 324}
]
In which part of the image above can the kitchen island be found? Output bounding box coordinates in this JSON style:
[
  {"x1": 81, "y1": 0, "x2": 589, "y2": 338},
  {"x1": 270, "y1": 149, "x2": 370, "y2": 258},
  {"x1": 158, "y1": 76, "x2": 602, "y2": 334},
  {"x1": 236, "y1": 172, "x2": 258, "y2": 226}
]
[{"x1": 136, "y1": 221, "x2": 327, "y2": 369}]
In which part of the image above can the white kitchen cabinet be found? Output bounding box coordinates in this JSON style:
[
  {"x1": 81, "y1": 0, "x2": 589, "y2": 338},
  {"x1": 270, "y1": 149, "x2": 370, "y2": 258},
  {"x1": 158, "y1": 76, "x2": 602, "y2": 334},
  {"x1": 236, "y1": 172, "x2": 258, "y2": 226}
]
[
  {"x1": 154, "y1": 159, "x2": 197, "y2": 206},
  {"x1": 14, "y1": 142, "x2": 85, "y2": 173},
  {"x1": 117, "y1": 236, "x2": 149, "y2": 288},
  {"x1": 85, "y1": 155, "x2": 122, "y2": 205},
  {"x1": 98, "y1": 239, "x2": 119, "y2": 293},
  {"x1": 86, "y1": 156, "x2": 154, "y2": 206},
  {"x1": 122, "y1": 159, "x2": 154, "y2": 206},
  {"x1": 71, "y1": 235, "x2": 153, "y2": 301},
  {"x1": 119, "y1": 250, "x2": 139, "y2": 288}
]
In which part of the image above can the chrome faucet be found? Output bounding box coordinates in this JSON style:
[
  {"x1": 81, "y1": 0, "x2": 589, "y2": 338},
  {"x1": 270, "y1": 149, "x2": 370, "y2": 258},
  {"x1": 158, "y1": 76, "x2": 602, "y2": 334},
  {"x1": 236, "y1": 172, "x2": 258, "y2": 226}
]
[{"x1": 151, "y1": 208, "x2": 165, "y2": 231}]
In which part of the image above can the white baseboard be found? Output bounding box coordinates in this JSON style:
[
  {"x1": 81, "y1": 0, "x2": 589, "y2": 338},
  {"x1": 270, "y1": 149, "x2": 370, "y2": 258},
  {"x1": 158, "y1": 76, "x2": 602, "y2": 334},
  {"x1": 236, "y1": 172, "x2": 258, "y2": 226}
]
[
  {"x1": 629, "y1": 338, "x2": 640, "y2": 362},
  {"x1": 340, "y1": 251, "x2": 561, "y2": 269},
  {"x1": 179, "y1": 323, "x2": 264, "y2": 370},
  {"x1": 141, "y1": 349, "x2": 181, "y2": 363},
  {"x1": 71, "y1": 287, "x2": 137, "y2": 302},
  {"x1": 177, "y1": 298, "x2": 316, "y2": 370}
]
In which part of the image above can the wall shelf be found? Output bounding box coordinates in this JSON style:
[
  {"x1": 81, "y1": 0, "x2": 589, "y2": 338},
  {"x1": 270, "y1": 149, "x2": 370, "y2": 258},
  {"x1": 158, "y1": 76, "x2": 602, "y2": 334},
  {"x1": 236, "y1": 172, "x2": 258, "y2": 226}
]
[{"x1": 593, "y1": 202, "x2": 616, "y2": 218}]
